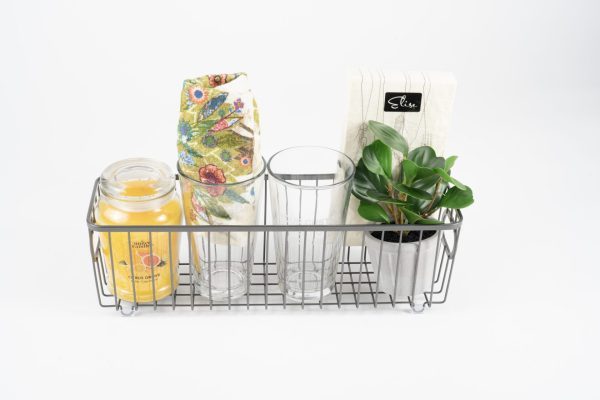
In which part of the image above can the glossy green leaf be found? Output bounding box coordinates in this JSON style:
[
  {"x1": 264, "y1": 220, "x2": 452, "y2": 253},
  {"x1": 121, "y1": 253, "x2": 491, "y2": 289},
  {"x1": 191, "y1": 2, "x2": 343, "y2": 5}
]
[
  {"x1": 407, "y1": 174, "x2": 444, "y2": 212},
  {"x1": 367, "y1": 120, "x2": 408, "y2": 156},
  {"x1": 398, "y1": 206, "x2": 423, "y2": 223},
  {"x1": 394, "y1": 183, "x2": 433, "y2": 200},
  {"x1": 416, "y1": 166, "x2": 436, "y2": 181},
  {"x1": 351, "y1": 187, "x2": 377, "y2": 203},
  {"x1": 430, "y1": 156, "x2": 445, "y2": 169},
  {"x1": 362, "y1": 140, "x2": 392, "y2": 178},
  {"x1": 353, "y1": 167, "x2": 374, "y2": 190},
  {"x1": 408, "y1": 146, "x2": 436, "y2": 166},
  {"x1": 411, "y1": 174, "x2": 441, "y2": 191},
  {"x1": 445, "y1": 155, "x2": 458, "y2": 172},
  {"x1": 358, "y1": 201, "x2": 391, "y2": 223},
  {"x1": 433, "y1": 168, "x2": 467, "y2": 190},
  {"x1": 354, "y1": 159, "x2": 388, "y2": 193},
  {"x1": 423, "y1": 194, "x2": 444, "y2": 216},
  {"x1": 439, "y1": 186, "x2": 474, "y2": 209},
  {"x1": 401, "y1": 159, "x2": 418, "y2": 183},
  {"x1": 401, "y1": 159, "x2": 436, "y2": 185},
  {"x1": 365, "y1": 190, "x2": 409, "y2": 205}
]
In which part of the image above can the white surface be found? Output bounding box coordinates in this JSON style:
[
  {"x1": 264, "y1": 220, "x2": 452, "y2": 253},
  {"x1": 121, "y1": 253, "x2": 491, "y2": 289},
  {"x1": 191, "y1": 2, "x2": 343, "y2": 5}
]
[{"x1": 1, "y1": 0, "x2": 599, "y2": 399}]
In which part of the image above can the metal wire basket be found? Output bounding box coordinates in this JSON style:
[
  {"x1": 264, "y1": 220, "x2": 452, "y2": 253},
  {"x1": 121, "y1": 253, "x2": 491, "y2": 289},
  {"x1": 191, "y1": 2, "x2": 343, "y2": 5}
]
[{"x1": 86, "y1": 174, "x2": 463, "y2": 315}]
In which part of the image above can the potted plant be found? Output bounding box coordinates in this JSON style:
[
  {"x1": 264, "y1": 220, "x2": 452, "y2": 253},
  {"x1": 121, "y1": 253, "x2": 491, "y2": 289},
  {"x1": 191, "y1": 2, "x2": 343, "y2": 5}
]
[{"x1": 352, "y1": 120, "x2": 474, "y2": 300}]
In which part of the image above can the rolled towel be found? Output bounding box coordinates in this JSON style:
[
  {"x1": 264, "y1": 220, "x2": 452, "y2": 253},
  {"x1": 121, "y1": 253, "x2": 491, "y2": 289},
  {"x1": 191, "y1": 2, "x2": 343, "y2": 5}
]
[
  {"x1": 177, "y1": 72, "x2": 261, "y2": 183},
  {"x1": 177, "y1": 73, "x2": 264, "y2": 248}
]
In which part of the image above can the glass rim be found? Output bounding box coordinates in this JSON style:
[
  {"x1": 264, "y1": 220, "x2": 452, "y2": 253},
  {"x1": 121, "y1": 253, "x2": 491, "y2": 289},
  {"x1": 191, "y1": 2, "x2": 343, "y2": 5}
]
[
  {"x1": 178, "y1": 156, "x2": 266, "y2": 187},
  {"x1": 267, "y1": 146, "x2": 356, "y2": 190}
]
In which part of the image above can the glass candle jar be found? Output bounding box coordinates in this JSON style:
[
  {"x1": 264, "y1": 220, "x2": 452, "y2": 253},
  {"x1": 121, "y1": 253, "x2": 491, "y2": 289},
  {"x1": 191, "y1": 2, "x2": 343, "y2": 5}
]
[{"x1": 96, "y1": 158, "x2": 182, "y2": 303}]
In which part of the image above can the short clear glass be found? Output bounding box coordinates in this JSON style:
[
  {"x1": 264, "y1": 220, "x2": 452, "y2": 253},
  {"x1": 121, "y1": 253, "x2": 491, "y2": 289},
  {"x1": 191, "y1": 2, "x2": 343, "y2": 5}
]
[
  {"x1": 179, "y1": 158, "x2": 266, "y2": 302},
  {"x1": 268, "y1": 147, "x2": 355, "y2": 301}
]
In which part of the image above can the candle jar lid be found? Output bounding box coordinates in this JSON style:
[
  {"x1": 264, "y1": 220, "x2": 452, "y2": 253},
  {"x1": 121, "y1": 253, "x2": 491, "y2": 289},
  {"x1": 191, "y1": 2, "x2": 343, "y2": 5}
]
[{"x1": 100, "y1": 158, "x2": 176, "y2": 202}]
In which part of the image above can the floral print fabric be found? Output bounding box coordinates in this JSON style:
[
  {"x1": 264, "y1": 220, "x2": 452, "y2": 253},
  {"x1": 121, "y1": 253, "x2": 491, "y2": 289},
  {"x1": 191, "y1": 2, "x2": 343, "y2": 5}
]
[
  {"x1": 177, "y1": 72, "x2": 260, "y2": 184},
  {"x1": 177, "y1": 73, "x2": 262, "y2": 226}
]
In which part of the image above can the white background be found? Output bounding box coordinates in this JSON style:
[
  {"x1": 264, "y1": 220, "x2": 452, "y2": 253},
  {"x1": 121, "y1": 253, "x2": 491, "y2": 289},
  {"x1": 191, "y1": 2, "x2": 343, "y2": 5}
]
[{"x1": 1, "y1": 0, "x2": 599, "y2": 399}]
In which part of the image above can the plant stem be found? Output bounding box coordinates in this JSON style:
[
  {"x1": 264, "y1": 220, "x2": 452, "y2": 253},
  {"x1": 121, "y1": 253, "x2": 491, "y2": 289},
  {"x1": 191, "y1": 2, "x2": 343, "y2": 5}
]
[
  {"x1": 386, "y1": 183, "x2": 399, "y2": 224},
  {"x1": 398, "y1": 192, "x2": 407, "y2": 225},
  {"x1": 391, "y1": 200, "x2": 399, "y2": 225},
  {"x1": 382, "y1": 203, "x2": 395, "y2": 222},
  {"x1": 423, "y1": 178, "x2": 442, "y2": 217}
]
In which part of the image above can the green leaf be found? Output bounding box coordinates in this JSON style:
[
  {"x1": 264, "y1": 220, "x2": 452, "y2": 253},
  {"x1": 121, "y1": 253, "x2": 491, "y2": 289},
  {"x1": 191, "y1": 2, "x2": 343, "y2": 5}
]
[
  {"x1": 416, "y1": 167, "x2": 436, "y2": 181},
  {"x1": 354, "y1": 160, "x2": 387, "y2": 193},
  {"x1": 439, "y1": 186, "x2": 474, "y2": 209},
  {"x1": 401, "y1": 159, "x2": 418, "y2": 183},
  {"x1": 353, "y1": 162, "x2": 375, "y2": 189},
  {"x1": 365, "y1": 190, "x2": 409, "y2": 205},
  {"x1": 408, "y1": 146, "x2": 436, "y2": 166},
  {"x1": 445, "y1": 156, "x2": 458, "y2": 172},
  {"x1": 431, "y1": 156, "x2": 445, "y2": 169},
  {"x1": 367, "y1": 120, "x2": 408, "y2": 156},
  {"x1": 411, "y1": 173, "x2": 438, "y2": 194},
  {"x1": 394, "y1": 183, "x2": 433, "y2": 200},
  {"x1": 406, "y1": 175, "x2": 445, "y2": 213},
  {"x1": 424, "y1": 194, "x2": 444, "y2": 215},
  {"x1": 380, "y1": 198, "x2": 410, "y2": 206},
  {"x1": 412, "y1": 174, "x2": 440, "y2": 191},
  {"x1": 352, "y1": 187, "x2": 377, "y2": 203},
  {"x1": 358, "y1": 201, "x2": 391, "y2": 223},
  {"x1": 362, "y1": 140, "x2": 392, "y2": 178},
  {"x1": 398, "y1": 206, "x2": 424, "y2": 223},
  {"x1": 433, "y1": 168, "x2": 466, "y2": 190},
  {"x1": 364, "y1": 190, "x2": 391, "y2": 201},
  {"x1": 401, "y1": 159, "x2": 435, "y2": 184}
]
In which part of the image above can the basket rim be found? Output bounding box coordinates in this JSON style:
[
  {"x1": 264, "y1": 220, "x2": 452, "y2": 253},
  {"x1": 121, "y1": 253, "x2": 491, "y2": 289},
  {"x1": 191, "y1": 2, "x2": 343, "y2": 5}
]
[{"x1": 86, "y1": 175, "x2": 463, "y2": 233}]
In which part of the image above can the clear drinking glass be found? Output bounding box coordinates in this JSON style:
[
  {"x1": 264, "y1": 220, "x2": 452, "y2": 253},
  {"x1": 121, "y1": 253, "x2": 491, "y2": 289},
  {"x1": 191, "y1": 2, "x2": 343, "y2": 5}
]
[
  {"x1": 179, "y1": 158, "x2": 266, "y2": 301},
  {"x1": 268, "y1": 147, "x2": 355, "y2": 301}
]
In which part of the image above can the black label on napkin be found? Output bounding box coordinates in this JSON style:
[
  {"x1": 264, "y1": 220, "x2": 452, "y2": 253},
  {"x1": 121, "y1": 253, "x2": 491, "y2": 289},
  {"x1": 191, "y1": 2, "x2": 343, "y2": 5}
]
[{"x1": 384, "y1": 92, "x2": 422, "y2": 112}]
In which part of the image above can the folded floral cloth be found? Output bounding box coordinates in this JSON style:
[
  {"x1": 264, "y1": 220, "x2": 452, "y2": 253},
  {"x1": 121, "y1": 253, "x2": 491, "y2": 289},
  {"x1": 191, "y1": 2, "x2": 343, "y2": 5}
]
[
  {"x1": 177, "y1": 73, "x2": 263, "y2": 244},
  {"x1": 177, "y1": 72, "x2": 261, "y2": 183}
]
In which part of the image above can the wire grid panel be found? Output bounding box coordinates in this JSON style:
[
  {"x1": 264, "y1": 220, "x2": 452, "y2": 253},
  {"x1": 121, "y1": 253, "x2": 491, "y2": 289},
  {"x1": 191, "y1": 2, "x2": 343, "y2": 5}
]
[{"x1": 87, "y1": 175, "x2": 462, "y2": 314}]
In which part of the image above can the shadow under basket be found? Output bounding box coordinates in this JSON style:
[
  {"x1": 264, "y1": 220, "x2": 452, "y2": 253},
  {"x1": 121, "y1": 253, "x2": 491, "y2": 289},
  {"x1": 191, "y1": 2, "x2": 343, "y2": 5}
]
[{"x1": 87, "y1": 174, "x2": 463, "y2": 315}]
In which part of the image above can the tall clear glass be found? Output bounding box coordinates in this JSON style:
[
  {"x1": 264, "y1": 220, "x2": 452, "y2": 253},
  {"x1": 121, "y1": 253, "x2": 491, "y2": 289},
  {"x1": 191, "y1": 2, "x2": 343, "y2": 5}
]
[
  {"x1": 268, "y1": 147, "x2": 355, "y2": 301},
  {"x1": 179, "y1": 158, "x2": 266, "y2": 301}
]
